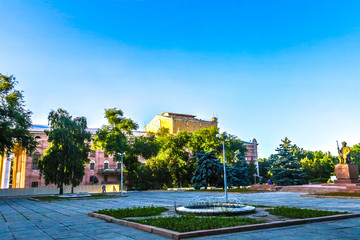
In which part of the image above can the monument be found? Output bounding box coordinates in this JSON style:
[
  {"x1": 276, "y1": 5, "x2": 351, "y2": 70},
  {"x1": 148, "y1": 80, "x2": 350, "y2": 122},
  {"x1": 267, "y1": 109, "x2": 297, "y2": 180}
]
[{"x1": 334, "y1": 141, "x2": 360, "y2": 184}]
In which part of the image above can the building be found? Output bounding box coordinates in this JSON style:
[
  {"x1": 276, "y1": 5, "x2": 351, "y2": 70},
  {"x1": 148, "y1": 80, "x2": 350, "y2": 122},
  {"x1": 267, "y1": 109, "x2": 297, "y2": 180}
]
[
  {"x1": 145, "y1": 112, "x2": 218, "y2": 134},
  {"x1": 145, "y1": 112, "x2": 258, "y2": 172},
  {"x1": 0, "y1": 125, "x2": 147, "y2": 189}
]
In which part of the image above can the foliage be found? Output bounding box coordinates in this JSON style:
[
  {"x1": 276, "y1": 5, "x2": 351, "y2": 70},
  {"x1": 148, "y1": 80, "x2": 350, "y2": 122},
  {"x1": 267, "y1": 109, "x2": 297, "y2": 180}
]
[
  {"x1": 94, "y1": 206, "x2": 168, "y2": 218},
  {"x1": 147, "y1": 129, "x2": 193, "y2": 187},
  {"x1": 0, "y1": 73, "x2": 36, "y2": 155},
  {"x1": 300, "y1": 151, "x2": 335, "y2": 180},
  {"x1": 267, "y1": 137, "x2": 307, "y2": 186},
  {"x1": 309, "y1": 177, "x2": 330, "y2": 183},
  {"x1": 351, "y1": 143, "x2": 360, "y2": 170},
  {"x1": 315, "y1": 192, "x2": 360, "y2": 197},
  {"x1": 93, "y1": 108, "x2": 159, "y2": 190},
  {"x1": 248, "y1": 159, "x2": 257, "y2": 184},
  {"x1": 130, "y1": 215, "x2": 265, "y2": 232},
  {"x1": 222, "y1": 133, "x2": 248, "y2": 165},
  {"x1": 258, "y1": 158, "x2": 271, "y2": 179},
  {"x1": 38, "y1": 109, "x2": 91, "y2": 194},
  {"x1": 266, "y1": 206, "x2": 347, "y2": 219},
  {"x1": 192, "y1": 150, "x2": 223, "y2": 189},
  {"x1": 187, "y1": 126, "x2": 221, "y2": 153},
  {"x1": 227, "y1": 152, "x2": 250, "y2": 186}
]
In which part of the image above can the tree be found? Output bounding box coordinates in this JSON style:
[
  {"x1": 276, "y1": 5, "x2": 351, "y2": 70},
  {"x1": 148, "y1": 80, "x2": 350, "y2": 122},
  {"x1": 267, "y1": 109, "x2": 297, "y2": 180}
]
[
  {"x1": 0, "y1": 73, "x2": 36, "y2": 156},
  {"x1": 248, "y1": 158, "x2": 258, "y2": 184},
  {"x1": 267, "y1": 137, "x2": 307, "y2": 186},
  {"x1": 258, "y1": 158, "x2": 270, "y2": 180},
  {"x1": 228, "y1": 152, "x2": 250, "y2": 186},
  {"x1": 38, "y1": 109, "x2": 91, "y2": 194},
  {"x1": 351, "y1": 143, "x2": 360, "y2": 171},
  {"x1": 300, "y1": 151, "x2": 335, "y2": 181},
  {"x1": 192, "y1": 150, "x2": 223, "y2": 189},
  {"x1": 93, "y1": 108, "x2": 159, "y2": 190},
  {"x1": 187, "y1": 126, "x2": 221, "y2": 153}
]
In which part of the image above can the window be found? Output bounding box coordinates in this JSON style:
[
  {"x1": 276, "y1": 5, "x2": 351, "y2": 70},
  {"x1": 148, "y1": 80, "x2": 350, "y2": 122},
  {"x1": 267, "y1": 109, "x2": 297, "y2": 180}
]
[
  {"x1": 90, "y1": 161, "x2": 95, "y2": 171},
  {"x1": 31, "y1": 182, "x2": 38, "y2": 188},
  {"x1": 32, "y1": 152, "x2": 41, "y2": 170},
  {"x1": 104, "y1": 152, "x2": 108, "y2": 158},
  {"x1": 104, "y1": 176, "x2": 108, "y2": 183},
  {"x1": 90, "y1": 150, "x2": 96, "y2": 157},
  {"x1": 117, "y1": 162, "x2": 121, "y2": 169},
  {"x1": 104, "y1": 161, "x2": 109, "y2": 170}
]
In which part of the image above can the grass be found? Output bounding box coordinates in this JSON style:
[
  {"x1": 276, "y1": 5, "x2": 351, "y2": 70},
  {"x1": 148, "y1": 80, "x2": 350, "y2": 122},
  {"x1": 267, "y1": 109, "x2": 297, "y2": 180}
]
[
  {"x1": 129, "y1": 215, "x2": 265, "y2": 232},
  {"x1": 188, "y1": 188, "x2": 265, "y2": 193},
  {"x1": 314, "y1": 192, "x2": 360, "y2": 198},
  {"x1": 32, "y1": 194, "x2": 120, "y2": 201},
  {"x1": 266, "y1": 206, "x2": 347, "y2": 219},
  {"x1": 94, "y1": 206, "x2": 169, "y2": 218}
]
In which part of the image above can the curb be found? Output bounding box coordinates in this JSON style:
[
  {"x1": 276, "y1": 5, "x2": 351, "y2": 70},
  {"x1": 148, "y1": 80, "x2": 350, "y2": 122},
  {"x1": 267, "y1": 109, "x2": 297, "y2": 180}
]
[{"x1": 88, "y1": 212, "x2": 360, "y2": 239}]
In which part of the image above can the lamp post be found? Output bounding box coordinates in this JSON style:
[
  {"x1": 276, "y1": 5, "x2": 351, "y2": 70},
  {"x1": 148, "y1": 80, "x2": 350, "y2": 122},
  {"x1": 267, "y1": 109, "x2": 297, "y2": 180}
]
[
  {"x1": 217, "y1": 133, "x2": 229, "y2": 202},
  {"x1": 117, "y1": 152, "x2": 125, "y2": 196}
]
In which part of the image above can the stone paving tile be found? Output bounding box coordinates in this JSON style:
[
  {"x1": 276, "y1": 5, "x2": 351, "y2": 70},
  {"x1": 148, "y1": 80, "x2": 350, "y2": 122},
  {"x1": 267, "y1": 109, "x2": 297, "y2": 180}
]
[{"x1": 1, "y1": 192, "x2": 360, "y2": 240}]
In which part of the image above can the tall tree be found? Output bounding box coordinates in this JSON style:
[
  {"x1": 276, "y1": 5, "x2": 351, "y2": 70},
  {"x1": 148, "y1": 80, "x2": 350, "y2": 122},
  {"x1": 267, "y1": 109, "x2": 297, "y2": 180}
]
[
  {"x1": 228, "y1": 152, "x2": 251, "y2": 186},
  {"x1": 267, "y1": 137, "x2": 307, "y2": 186},
  {"x1": 38, "y1": 109, "x2": 91, "y2": 194},
  {"x1": 93, "y1": 108, "x2": 159, "y2": 189},
  {"x1": 192, "y1": 150, "x2": 223, "y2": 189},
  {"x1": 0, "y1": 74, "x2": 36, "y2": 155}
]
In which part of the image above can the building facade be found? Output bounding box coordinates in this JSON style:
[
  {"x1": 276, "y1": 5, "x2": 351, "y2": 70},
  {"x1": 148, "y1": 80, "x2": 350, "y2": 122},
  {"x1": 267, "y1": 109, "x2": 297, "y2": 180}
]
[
  {"x1": 0, "y1": 125, "x2": 147, "y2": 189},
  {"x1": 145, "y1": 112, "x2": 218, "y2": 134}
]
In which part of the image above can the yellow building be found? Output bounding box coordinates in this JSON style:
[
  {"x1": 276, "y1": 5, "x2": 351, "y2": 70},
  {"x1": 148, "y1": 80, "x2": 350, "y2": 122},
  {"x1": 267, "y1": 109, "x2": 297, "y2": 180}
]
[
  {"x1": 145, "y1": 112, "x2": 218, "y2": 134},
  {"x1": 0, "y1": 145, "x2": 27, "y2": 189}
]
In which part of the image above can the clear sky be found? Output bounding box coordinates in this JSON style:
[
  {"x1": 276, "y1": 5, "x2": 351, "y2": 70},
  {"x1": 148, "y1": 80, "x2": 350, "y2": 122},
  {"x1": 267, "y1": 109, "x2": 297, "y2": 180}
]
[{"x1": 1, "y1": 0, "x2": 360, "y2": 157}]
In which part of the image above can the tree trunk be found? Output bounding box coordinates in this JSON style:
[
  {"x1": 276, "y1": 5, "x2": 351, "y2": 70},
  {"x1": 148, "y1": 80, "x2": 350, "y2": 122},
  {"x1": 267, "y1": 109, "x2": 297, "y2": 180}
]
[
  {"x1": 59, "y1": 183, "x2": 63, "y2": 195},
  {"x1": 71, "y1": 186, "x2": 74, "y2": 194}
]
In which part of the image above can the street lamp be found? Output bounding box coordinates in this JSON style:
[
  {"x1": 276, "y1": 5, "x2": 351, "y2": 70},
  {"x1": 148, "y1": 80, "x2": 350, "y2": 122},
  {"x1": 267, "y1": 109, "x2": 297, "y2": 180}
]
[
  {"x1": 117, "y1": 152, "x2": 125, "y2": 196},
  {"x1": 217, "y1": 133, "x2": 230, "y2": 202}
]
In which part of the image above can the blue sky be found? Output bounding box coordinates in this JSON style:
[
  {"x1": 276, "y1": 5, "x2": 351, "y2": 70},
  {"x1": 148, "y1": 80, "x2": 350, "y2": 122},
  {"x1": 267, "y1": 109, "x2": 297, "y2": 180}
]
[{"x1": 1, "y1": 0, "x2": 360, "y2": 157}]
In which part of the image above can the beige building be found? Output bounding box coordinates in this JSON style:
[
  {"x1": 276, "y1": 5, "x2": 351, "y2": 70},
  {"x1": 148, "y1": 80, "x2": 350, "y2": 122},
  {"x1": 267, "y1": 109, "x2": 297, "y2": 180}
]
[{"x1": 145, "y1": 112, "x2": 218, "y2": 134}]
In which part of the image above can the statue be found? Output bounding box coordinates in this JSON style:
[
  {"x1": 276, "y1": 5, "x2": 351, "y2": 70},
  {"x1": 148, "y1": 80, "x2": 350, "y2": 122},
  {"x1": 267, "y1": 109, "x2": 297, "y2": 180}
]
[{"x1": 337, "y1": 141, "x2": 351, "y2": 164}]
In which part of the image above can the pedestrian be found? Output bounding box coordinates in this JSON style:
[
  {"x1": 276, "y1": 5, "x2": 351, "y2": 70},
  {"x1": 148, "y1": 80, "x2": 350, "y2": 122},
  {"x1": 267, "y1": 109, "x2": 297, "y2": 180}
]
[{"x1": 102, "y1": 184, "x2": 106, "y2": 194}]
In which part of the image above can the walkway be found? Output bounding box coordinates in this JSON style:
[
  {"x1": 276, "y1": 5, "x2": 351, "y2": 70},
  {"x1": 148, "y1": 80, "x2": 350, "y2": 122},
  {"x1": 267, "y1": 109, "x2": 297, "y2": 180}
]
[{"x1": 0, "y1": 191, "x2": 360, "y2": 239}]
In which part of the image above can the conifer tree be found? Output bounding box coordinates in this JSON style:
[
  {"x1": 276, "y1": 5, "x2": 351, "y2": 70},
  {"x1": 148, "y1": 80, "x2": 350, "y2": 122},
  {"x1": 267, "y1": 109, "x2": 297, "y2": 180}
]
[
  {"x1": 267, "y1": 137, "x2": 307, "y2": 186},
  {"x1": 229, "y1": 152, "x2": 250, "y2": 186},
  {"x1": 192, "y1": 150, "x2": 222, "y2": 189}
]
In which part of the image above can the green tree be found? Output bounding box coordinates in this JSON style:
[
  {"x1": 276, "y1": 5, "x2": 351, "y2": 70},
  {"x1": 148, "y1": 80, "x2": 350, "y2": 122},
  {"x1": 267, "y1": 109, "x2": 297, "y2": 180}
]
[
  {"x1": 248, "y1": 158, "x2": 258, "y2": 184},
  {"x1": 300, "y1": 151, "x2": 335, "y2": 181},
  {"x1": 0, "y1": 74, "x2": 36, "y2": 156},
  {"x1": 38, "y1": 109, "x2": 91, "y2": 194},
  {"x1": 93, "y1": 108, "x2": 159, "y2": 190},
  {"x1": 258, "y1": 158, "x2": 270, "y2": 180},
  {"x1": 351, "y1": 143, "x2": 360, "y2": 171},
  {"x1": 192, "y1": 150, "x2": 223, "y2": 189},
  {"x1": 187, "y1": 126, "x2": 220, "y2": 153},
  {"x1": 229, "y1": 152, "x2": 251, "y2": 186},
  {"x1": 267, "y1": 137, "x2": 307, "y2": 186},
  {"x1": 222, "y1": 134, "x2": 248, "y2": 165}
]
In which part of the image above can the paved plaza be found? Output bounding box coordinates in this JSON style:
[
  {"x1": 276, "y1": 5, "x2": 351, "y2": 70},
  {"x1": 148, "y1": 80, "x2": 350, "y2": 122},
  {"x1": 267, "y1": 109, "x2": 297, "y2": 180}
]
[{"x1": 0, "y1": 191, "x2": 360, "y2": 239}]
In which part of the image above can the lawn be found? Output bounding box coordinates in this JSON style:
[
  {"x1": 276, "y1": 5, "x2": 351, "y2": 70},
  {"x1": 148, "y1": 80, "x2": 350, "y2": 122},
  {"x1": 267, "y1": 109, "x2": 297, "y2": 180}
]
[
  {"x1": 94, "y1": 206, "x2": 169, "y2": 218},
  {"x1": 266, "y1": 206, "x2": 347, "y2": 219},
  {"x1": 314, "y1": 192, "x2": 360, "y2": 198},
  {"x1": 129, "y1": 215, "x2": 265, "y2": 232}
]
